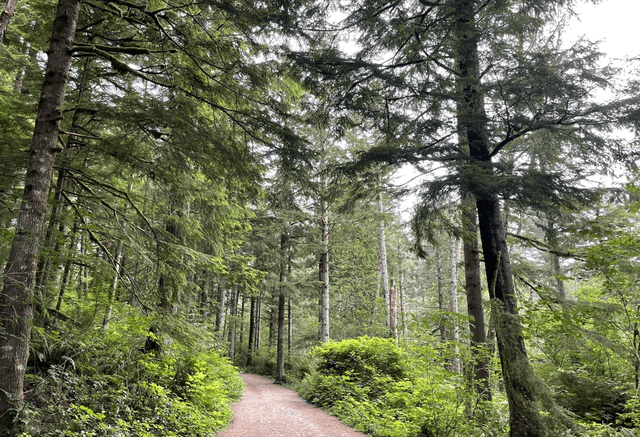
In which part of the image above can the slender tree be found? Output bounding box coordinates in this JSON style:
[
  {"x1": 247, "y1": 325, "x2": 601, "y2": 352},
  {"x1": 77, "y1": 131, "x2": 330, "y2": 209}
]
[{"x1": 0, "y1": 0, "x2": 81, "y2": 427}]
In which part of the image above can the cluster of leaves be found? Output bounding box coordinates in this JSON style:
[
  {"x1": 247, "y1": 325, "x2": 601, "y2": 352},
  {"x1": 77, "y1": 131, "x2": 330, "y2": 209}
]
[
  {"x1": 16, "y1": 309, "x2": 243, "y2": 436},
  {"x1": 297, "y1": 337, "x2": 504, "y2": 437}
]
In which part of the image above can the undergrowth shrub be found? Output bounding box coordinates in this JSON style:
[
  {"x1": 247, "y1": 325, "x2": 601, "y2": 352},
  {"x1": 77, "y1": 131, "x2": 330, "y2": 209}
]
[
  {"x1": 297, "y1": 336, "x2": 499, "y2": 437},
  {"x1": 244, "y1": 347, "x2": 312, "y2": 383},
  {"x1": 18, "y1": 308, "x2": 243, "y2": 436}
]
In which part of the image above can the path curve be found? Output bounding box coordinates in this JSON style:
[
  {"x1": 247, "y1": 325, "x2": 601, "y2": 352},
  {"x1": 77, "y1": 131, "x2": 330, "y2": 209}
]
[{"x1": 218, "y1": 373, "x2": 368, "y2": 437}]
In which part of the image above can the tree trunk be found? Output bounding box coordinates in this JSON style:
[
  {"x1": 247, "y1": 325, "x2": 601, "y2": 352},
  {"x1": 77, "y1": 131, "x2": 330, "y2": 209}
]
[
  {"x1": 254, "y1": 293, "x2": 261, "y2": 351},
  {"x1": 453, "y1": 1, "x2": 545, "y2": 434},
  {"x1": 275, "y1": 233, "x2": 288, "y2": 383},
  {"x1": 435, "y1": 246, "x2": 445, "y2": 342},
  {"x1": 102, "y1": 240, "x2": 123, "y2": 329},
  {"x1": 545, "y1": 219, "x2": 566, "y2": 301},
  {"x1": 378, "y1": 191, "x2": 389, "y2": 326},
  {"x1": 463, "y1": 202, "x2": 491, "y2": 400},
  {"x1": 228, "y1": 286, "x2": 239, "y2": 362},
  {"x1": 389, "y1": 278, "x2": 398, "y2": 340},
  {"x1": 0, "y1": 0, "x2": 81, "y2": 429},
  {"x1": 0, "y1": 0, "x2": 18, "y2": 45},
  {"x1": 399, "y1": 271, "x2": 407, "y2": 338},
  {"x1": 247, "y1": 294, "x2": 255, "y2": 366},
  {"x1": 55, "y1": 219, "x2": 79, "y2": 312},
  {"x1": 215, "y1": 284, "x2": 225, "y2": 332},
  {"x1": 287, "y1": 296, "x2": 293, "y2": 354},
  {"x1": 450, "y1": 236, "x2": 461, "y2": 373},
  {"x1": 319, "y1": 196, "x2": 330, "y2": 342}
]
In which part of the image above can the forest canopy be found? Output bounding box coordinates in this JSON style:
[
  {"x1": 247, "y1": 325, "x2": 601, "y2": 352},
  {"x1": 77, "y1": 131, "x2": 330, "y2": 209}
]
[{"x1": 0, "y1": 0, "x2": 639, "y2": 436}]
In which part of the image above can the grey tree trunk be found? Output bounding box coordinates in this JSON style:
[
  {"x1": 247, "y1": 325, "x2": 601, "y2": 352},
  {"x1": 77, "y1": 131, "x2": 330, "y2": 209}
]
[
  {"x1": 450, "y1": 236, "x2": 461, "y2": 373},
  {"x1": 378, "y1": 191, "x2": 389, "y2": 326},
  {"x1": 0, "y1": 0, "x2": 81, "y2": 429},
  {"x1": 399, "y1": 271, "x2": 407, "y2": 338},
  {"x1": 453, "y1": 1, "x2": 545, "y2": 434},
  {"x1": 216, "y1": 284, "x2": 226, "y2": 332},
  {"x1": 55, "y1": 218, "x2": 79, "y2": 313},
  {"x1": 276, "y1": 233, "x2": 288, "y2": 383},
  {"x1": 246, "y1": 295, "x2": 255, "y2": 366},
  {"x1": 0, "y1": 0, "x2": 18, "y2": 45},
  {"x1": 102, "y1": 240, "x2": 124, "y2": 329},
  {"x1": 228, "y1": 286, "x2": 239, "y2": 362},
  {"x1": 463, "y1": 203, "x2": 491, "y2": 400},
  {"x1": 319, "y1": 195, "x2": 330, "y2": 342},
  {"x1": 435, "y1": 246, "x2": 445, "y2": 342},
  {"x1": 389, "y1": 278, "x2": 398, "y2": 340}
]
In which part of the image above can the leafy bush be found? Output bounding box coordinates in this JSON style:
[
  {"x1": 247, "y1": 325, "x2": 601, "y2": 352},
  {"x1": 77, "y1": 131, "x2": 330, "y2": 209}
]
[
  {"x1": 18, "y1": 310, "x2": 244, "y2": 436},
  {"x1": 244, "y1": 347, "x2": 312, "y2": 383},
  {"x1": 297, "y1": 337, "x2": 494, "y2": 437}
]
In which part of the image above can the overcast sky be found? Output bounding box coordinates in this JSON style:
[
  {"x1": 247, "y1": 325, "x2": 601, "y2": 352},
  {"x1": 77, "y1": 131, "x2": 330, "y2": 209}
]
[{"x1": 568, "y1": 0, "x2": 640, "y2": 60}]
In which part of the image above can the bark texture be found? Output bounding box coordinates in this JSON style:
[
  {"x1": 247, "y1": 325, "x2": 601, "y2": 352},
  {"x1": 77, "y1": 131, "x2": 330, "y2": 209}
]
[
  {"x1": 0, "y1": 0, "x2": 18, "y2": 45},
  {"x1": 378, "y1": 191, "x2": 389, "y2": 326},
  {"x1": 275, "y1": 233, "x2": 288, "y2": 383},
  {"x1": 463, "y1": 205, "x2": 491, "y2": 399},
  {"x1": 0, "y1": 0, "x2": 81, "y2": 430},
  {"x1": 453, "y1": 1, "x2": 544, "y2": 434}
]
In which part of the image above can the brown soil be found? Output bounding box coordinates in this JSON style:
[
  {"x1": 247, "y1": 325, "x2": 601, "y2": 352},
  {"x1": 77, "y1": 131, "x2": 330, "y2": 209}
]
[{"x1": 218, "y1": 373, "x2": 368, "y2": 437}]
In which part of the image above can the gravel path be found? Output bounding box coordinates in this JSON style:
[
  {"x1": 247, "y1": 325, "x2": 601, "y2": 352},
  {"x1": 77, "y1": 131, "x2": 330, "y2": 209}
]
[{"x1": 218, "y1": 373, "x2": 368, "y2": 437}]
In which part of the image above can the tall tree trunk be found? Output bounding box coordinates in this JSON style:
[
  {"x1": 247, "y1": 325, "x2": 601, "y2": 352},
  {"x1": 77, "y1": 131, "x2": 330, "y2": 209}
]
[
  {"x1": 545, "y1": 219, "x2": 566, "y2": 301},
  {"x1": 453, "y1": 1, "x2": 545, "y2": 434},
  {"x1": 319, "y1": 194, "x2": 330, "y2": 342},
  {"x1": 215, "y1": 284, "x2": 225, "y2": 332},
  {"x1": 0, "y1": 0, "x2": 81, "y2": 428},
  {"x1": 463, "y1": 202, "x2": 491, "y2": 400},
  {"x1": 378, "y1": 191, "x2": 390, "y2": 326},
  {"x1": 449, "y1": 236, "x2": 461, "y2": 373},
  {"x1": 200, "y1": 277, "x2": 210, "y2": 319},
  {"x1": 247, "y1": 294, "x2": 255, "y2": 366},
  {"x1": 389, "y1": 278, "x2": 398, "y2": 340},
  {"x1": 0, "y1": 0, "x2": 18, "y2": 45},
  {"x1": 399, "y1": 271, "x2": 408, "y2": 338},
  {"x1": 228, "y1": 286, "x2": 239, "y2": 362},
  {"x1": 102, "y1": 240, "x2": 123, "y2": 329},
  {"x1": 275, "y1": 233, "x2": 288, "y2": 383},
  {"x1": 287, "y1": 296, "x2": 293, "y2": 354},
  {"x1": 55, "y1": 219, "x2": 79, "y2": 312},
  {"x1": 435, "y1": 246, "x2": 445, "y2": 342},
  {"x1": 253, "y1": 291, "x2": 262, "y2": 352}
]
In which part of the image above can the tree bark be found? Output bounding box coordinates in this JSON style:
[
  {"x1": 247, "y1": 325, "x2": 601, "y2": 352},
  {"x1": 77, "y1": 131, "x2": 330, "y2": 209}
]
[
  {"x1": 246, "y1": 294, "x2": 255, "y2": 366},
  {"x1": 0, "y1": 0, "x2": 81, "y2": 429},
  {"x1": 55, "y1": 219, "x2": 79, "y2": 312},
  {"x1": 228, "y1": 286, "x2": 239, "y2": 362},
  {"x1": 0, "y1": 0, "x2": 18, "y2": 45},
  {"x1": 287, "y1": 296, "x2": 293, "y2": 354},
  {"x1": 453, "y1": 1, "x2": 545, "y2": 434},
  {"x1": 435, "y1": 246, "x2": 446, "y2": 342},
  {"x1": 450, "y1": 236, "x2": 461, "y2": 373},
  {"x1": 275, "y1": 233, "x2": 288, "y2": 383},
  {"x1": 389, "y1": 278, "x2": 398, "y2": 340},
  {"x1": 319, "y1": 195, "x2": 330, "y2": 342},
  {"x1": 378, "y1": 190, "x2": 390, "y2": 326},
  {"x1": 463, "y1": 202, "x2": 491, "y2": 400},
  {"x1": 399, "y1": 271, "x2": 407, "y2": 338},
  {"x1": 102, "y1": 240, "x2": 123, "y2": 329},
  {"x1": 215, "y1": 284, "x2": 225, "y2": 332}
]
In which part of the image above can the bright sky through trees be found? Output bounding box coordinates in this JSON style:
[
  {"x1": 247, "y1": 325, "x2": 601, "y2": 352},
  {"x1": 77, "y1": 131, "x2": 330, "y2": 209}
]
[{"x1": 568, "y1": 0, "x2": 640, "y2": 60}]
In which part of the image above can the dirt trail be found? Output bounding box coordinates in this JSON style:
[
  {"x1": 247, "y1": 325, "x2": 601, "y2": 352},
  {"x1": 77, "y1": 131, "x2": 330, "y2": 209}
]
[{"x1": 218, "y1": 373, "x2": 368, "y2": 437}]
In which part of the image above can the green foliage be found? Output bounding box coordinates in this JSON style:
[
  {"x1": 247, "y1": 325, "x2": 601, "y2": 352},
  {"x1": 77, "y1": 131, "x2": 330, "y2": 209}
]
[
  {"x1": 244, "y1": 347, "x2": 313, "y2": 384},
  {"x1": 313, "y1": 337, "x2": 408, "y2": 383},
  {"x1": 18, "y1": 312, "x2": 243, "y2": 436},
  {"x1": 297, "y1": 337, "x2": 503, "y2": 437}
]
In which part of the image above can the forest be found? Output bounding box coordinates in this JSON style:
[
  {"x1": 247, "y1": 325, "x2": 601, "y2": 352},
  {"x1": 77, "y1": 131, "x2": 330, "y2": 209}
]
[{"x1": 0, "y1": 0, "x2": 639, "y2": 436}]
